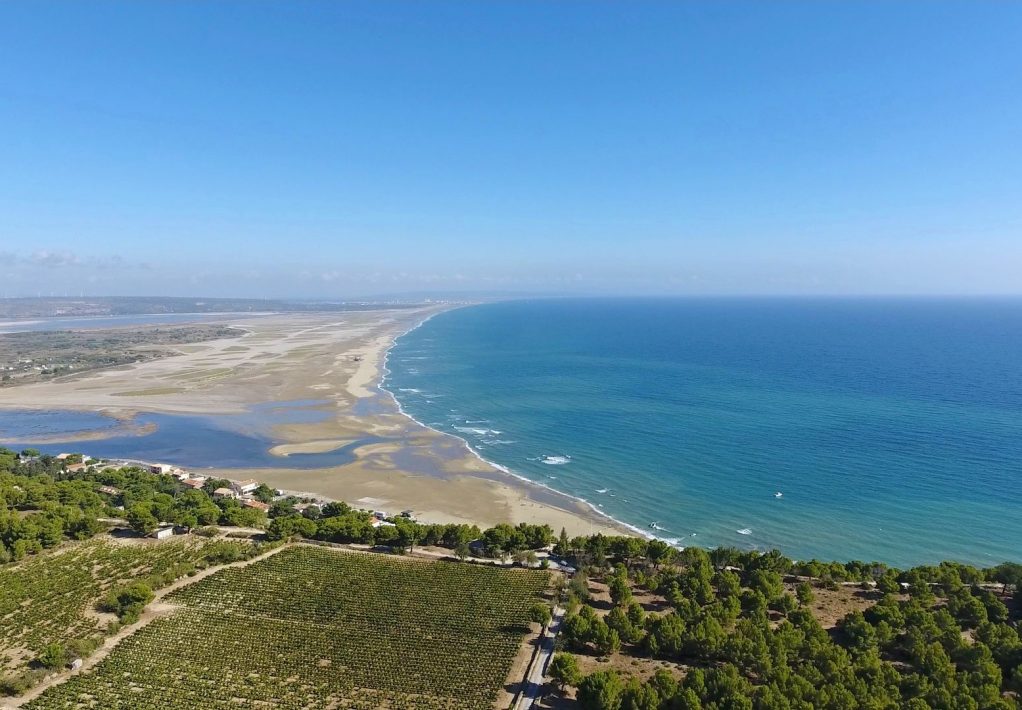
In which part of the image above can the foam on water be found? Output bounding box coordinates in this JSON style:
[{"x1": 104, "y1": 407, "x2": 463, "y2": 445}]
[{"x1": 386, "y1": 298, "x2": 1022, "y2": 566}]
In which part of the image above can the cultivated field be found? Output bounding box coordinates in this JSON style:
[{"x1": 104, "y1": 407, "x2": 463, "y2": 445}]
[
  {"x1": 26, "y1": 546, "x2": 550, "y2": 709},
  {"x1": 0, "y1": 537, "x2": 257, "y2": 680}
]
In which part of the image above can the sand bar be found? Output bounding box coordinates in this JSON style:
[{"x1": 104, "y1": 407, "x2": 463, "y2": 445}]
[{"x1": 0, "y1": 307, "x2": 628, "y2": 537}]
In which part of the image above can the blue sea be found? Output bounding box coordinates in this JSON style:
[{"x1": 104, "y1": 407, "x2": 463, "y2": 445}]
[{"x1": 386, "y1": 298, "x2": 1022, "y2": 568}]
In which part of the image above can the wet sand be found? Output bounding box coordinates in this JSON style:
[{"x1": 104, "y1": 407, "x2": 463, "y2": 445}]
[{"x1": 0, "y1": 308, "x2": 627, "y2": 537}]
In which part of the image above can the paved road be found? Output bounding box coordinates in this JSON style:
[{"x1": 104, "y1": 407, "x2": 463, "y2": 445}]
[{"x1": 513, "y1": 605, "x2": 566, "y2": 710}]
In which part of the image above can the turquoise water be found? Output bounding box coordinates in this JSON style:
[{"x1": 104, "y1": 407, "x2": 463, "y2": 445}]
[{"x1": 386, "y1": 298, "x2": 1022, "y2": 567}]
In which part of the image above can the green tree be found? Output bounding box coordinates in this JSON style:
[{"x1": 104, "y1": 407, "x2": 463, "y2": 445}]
[
  {"x1": 125, "y1": 503, "x2": 158, "y2": 535},
  {"x1": 101, "y1": 581, "x2": 154, "y2": 623},
  {"x1": 648, "y1": 669, "x2": 678, "y2": 702},
  {"x1": 201, "y1": 478, "x2": 231, "y2": 495},
  {"x1": 252, "y1": 483, "x2": 276, "y2": 503},
  {"x1": 265, "y1": 514, "x2": 316, "y2": 541},
  {"x1": 796, "y1": 581, "x2": 815, "y2": 606},
  {"x1": 645, "y1": 539, "x2": 675, "y2": 570},
  {"x1": 529, "y1": 602, "x2": 552, "y2": 627},
  {"x1": 577, "y1": 670, "x2": 625, "y2": 710},
  {"x1": 548, "y1": 652, "x2": 581, "y2": 690},
  {"x1": 394, "y1": 519, "x2": 421, "y2": 553},
  {"x1": 609, "y1": 572, "x2": 633, "y2": 607},
  {"x1": 592, "y1": 620, "x2": 621, "y2": 655},
  {"x1": 553, "y1": 526, "x2": 571, "y2": 557},
  {"x1": 839, "y1": 610, "x2": 878, "y2": 654},
  {"x1": 568, "y1": 571, "x2": 591, "y2": 602},
  {"x1": 877, "y1": 571, "x2": 901, "y2": 595},
  {"x1": 774, "y1": 593, "x2": 799, "y2": 617},
  {"x1": 621, "y1": 677, "x2": 659, "y2": 710},
  {"x1": 990, "y1": 562, "x2": 1022, "y2": 597},
  {"x1": 37, "y1": 642, "x2": 67, "y2": 670}
]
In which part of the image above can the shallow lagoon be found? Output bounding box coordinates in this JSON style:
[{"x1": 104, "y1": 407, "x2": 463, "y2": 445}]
[{"x1": 0, "y1": 401, "x2": 370, "y2": 470}]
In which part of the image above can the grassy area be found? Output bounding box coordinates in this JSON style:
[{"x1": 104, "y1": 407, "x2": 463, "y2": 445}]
[
  {"x1": 0, "y1": 536, "x2": 259, "y2": 687},
  {"x1": 0, "y1": 325, "x2": 240, "y2": 386},
  {"x1": 25, "y1": 546, "x2": 550, "y2": 709}
]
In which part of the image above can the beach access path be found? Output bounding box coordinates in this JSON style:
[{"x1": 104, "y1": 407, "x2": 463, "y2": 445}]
[{"x1": 513, "y1": 605, "x2": 566, "y2": 710}]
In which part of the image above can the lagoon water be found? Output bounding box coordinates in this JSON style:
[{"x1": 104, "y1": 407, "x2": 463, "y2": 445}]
[
  {"x1": 0, "y1": 401, "x2": 367, "y2": 470},
  {"x1": 387, "y1": 298, "x2": 1022, "y2": 567}
]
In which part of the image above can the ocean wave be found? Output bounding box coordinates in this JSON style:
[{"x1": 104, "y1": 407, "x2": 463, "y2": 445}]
[
  {"x1": 595, "y1": 488, "x2": 609, "y2": 494},
  {"x1": 737, "y1": 528, "x2": 753, "y2": 535},
  {"x1": 454, "y1": 426, "x2": 502, "y2": 437},
  {"x1": 381, "y1": 308, "x2": 684, "y2": 553}
]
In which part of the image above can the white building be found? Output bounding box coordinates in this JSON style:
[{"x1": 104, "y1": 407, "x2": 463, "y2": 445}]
[
  {"x1": 232, "y1": 479, "x2": 260, "y2": 495},
  {"x1": 151, "y1": 526, "x2": 175, "y2": 540}
]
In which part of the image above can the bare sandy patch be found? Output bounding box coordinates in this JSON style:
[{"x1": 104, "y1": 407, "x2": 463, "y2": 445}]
[{"x1": 269, "y1": 439, "x2": 356, "y2": 456}]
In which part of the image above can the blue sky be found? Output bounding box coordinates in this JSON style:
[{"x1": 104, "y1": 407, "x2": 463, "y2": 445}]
[{"x1": 1, "y1": 2, "x2": 1020, "y2": 297}]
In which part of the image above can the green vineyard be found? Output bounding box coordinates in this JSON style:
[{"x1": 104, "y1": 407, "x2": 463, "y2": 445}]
[
  {"x1": 26, "y1": 545, "x2": 550, "y2": 709},
  {"x1": 0, "y1": 536, "x2": 255, "y2": 680}
]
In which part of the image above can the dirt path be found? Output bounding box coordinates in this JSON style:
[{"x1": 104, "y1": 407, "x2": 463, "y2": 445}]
[
  {"x1": 3, "y1": 543, "x2": 292, "y2": 709},
  {"x1": 513, "y1": 606, "x2": 566, "y2": 710}
]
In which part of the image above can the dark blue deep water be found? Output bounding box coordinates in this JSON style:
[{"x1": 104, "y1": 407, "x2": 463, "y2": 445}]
[{"x1": 386, "y1": 298, "x2": 1022, "y2": 567}]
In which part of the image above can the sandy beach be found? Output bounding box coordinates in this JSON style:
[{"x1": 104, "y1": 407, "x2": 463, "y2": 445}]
[{"x1": 0, "y1": 307, "x2": 626, "y2": 537}]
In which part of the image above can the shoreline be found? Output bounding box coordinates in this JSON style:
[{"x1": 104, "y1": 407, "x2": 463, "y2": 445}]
[
  {"x1": 0, "y1": 308, "x2": 630, "y2": 538},
  {"x1": 379, "y1": 306, "x2": 649, "y2": 542}
]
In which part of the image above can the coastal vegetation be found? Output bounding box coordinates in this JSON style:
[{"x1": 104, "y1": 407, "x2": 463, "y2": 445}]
[
  {"x1": 0, "y1": 448, "x2": 265, "y2": 561},
  {"x1": 266, "y1": 504, "x2": 553, "y2": 558},
  {"x1": 543, "y1": 536, "x2": 1022, "y2": 709},
  {"x1": 4, "y1": 447, "x2": 1021, "y2": 707},
  {"x1": 24, "y1": 546, "x2": 550, "y2": 709},
  {"x1": 0, "y1": 324, "x2": 240, "y2": 386}
]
